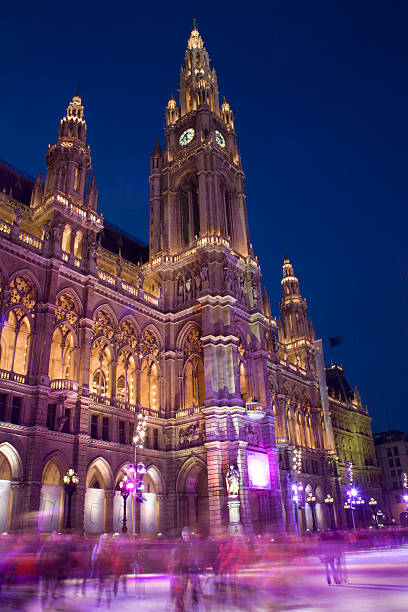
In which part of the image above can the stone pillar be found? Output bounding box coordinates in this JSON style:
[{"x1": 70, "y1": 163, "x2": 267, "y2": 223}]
[
  {"x1": 204, "y1": 439, "x2": 226, "y2": 534},
  {"x1": 9, "y1": 482, "x2": 25, "y2": 531},
  {"x1": 104, "y1": 490, "x2": 115, "y2": 533}
]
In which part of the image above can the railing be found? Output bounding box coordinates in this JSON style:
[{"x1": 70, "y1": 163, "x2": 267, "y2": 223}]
[
  {"x1": 89, "y1": 394, "x2": 159, "y2": 417},
  {"x1": 176, "y1": 405, "x2": 203, "y2": 418},
  {"x1": 276, "y1": 436, "x2": 289, "y2": 445},
  {"x1": 121, "y1": 281, "x2": 137, "y2": 296},
  {"x1": 0, "y1": 369, "x2": 26, "y2": 384},
  {"x1": 50, "y1": 379, "x2": 79, "y2": 393},
  {"x1": 0, "y1": 221, "x2": 11, "y2": 235},
  {"x1": 18, "y1": 231, "x2": 43, "y2": 250},
  {"x1": 98, "y1": 270, "x2": 116, "y2": 285}
]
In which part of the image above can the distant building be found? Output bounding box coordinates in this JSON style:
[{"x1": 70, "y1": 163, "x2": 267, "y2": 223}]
[{"x1": 374, "y1": 430, "x2": 408, "y2": 522}]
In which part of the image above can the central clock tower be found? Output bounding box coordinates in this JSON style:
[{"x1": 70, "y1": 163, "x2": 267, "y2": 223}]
[
  {"x1": 149, "y1": 22, "x2": 250, "y2": 259},
  {"x1": 146, "y1": 22, "x2": 283, "y2": 535}
]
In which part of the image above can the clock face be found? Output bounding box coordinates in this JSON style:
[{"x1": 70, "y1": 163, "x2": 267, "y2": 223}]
[
  {"x1": 179, "y1": 128, "x2": 195, "y2": 146},
  {"x1": 215, "y1": 130, "x2": 226, "y2": 148}
]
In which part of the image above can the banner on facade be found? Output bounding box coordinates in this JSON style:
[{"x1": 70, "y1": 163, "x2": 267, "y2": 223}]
[
  {"x1": 140, "y1": 492, "x2": 156, "y2": 533},
  {"x1": 113, "y1": 491, "x2": 132, "y2": 533},
  {"x1": 0, "y1": 479, "x2": 10, "y2": 532},
  {"x1": 247, "y1": 450, "x2": 271, "y2": 489},
  {"x1": 84, "y1": 488, "x2": 105, "y2": 534},
  {"x1": 38, "y1": 484, "x2": 62, "y2": 532}
]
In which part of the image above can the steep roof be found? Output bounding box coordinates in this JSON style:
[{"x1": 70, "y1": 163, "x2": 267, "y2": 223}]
[
  {"x1": 100, "y1": 220, "x2": 149, "y2": 265},
  {"x1": 325, "y1": 364, "x2": 353, "y2": 402},
  {"x1": 0, "y1": 158, "x2": 35, "y2": 206}
]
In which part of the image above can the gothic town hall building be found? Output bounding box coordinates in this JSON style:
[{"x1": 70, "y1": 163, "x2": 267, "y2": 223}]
[{"x1": 0, "y1": 25, "x2": 382, "y2": 535}]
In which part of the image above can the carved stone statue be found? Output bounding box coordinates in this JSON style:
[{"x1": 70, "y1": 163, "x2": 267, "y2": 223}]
[{"x1": 226, "y1": 465, "x2": 240, "y2": 498}]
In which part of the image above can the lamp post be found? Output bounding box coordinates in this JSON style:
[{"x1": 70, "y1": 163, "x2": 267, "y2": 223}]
[
  {"x1": 291, "y1": 482, "x2": 303, "y2": 532},
  {"x1": 324, "y1": 493, "x2": 336, "y2": 530},
  {"x1": 355, "y1": 496, "x2": 365, "y2": 528},
  {"x1": 306, "y1": 493, "x2": 317, "y2": 531},
  {"x1": 117, "y1": 474, "x2": 133, "y2": 534},
  {"x1": 345, "y1": 487, "x2": 358, "y2": 529},
  {"x1": 63, "y1": 468, "x2": 79, "y2": 530},
  {"x1": 131, "y1": 412, "x2": 148, "y2": 537},
  {"x1": 368, "y1": 497, "x2": 378, "y2": 527}
]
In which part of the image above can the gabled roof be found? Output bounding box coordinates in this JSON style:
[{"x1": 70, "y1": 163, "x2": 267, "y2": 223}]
[{"x1": 325, "y1": 364, "x2": 352, "y2": 402}]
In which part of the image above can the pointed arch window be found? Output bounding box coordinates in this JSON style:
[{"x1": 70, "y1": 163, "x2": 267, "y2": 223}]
[
  {"x1": 0, "y1": 310, "x2": 31, "y2": 375},
  {"x1": 180, "y1": 176, "x2": 200, "y2": 247},
  {"x1": 62, "y1": 225, "x2": 72, "y2": 253},
  {"x1": 239, "y1": 361, "x2": 248, "y2": 403},
  {"x1": 183, "y1": 355, "x2": 205, "y2": 408},
  {"x1": 140, "y1": 358, "x2": 159, "y2": 412},
  {"x1": 89, "y1": 340, "x2": 113, "y2": 397},
  {"x1": 49, "y1": 325, "x2": 76, "y2": 381},
  {"x1": 116, "y1": 350, "x2": 136, "y2": 404}
]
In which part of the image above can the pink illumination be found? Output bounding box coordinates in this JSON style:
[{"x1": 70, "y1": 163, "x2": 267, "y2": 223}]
[
  {"x1": 126, "y1": 482, "x2": 135, "y2": 491},
  {"x1": 247, "y1": 450, "x2": 271, "y2": 489}
]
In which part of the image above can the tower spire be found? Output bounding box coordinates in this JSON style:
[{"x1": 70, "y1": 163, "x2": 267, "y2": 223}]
[{"x1": 179, "y1": 22, "x2": 220, "y2": 116}]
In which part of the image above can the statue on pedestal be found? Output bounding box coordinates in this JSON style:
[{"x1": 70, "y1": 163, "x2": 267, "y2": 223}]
[{"x1": 226, "y1": 465, "x2": 240, "y2": 498}]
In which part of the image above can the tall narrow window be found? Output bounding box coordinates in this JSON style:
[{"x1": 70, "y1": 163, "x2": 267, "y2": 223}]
[
  {"x1": 102, "y1": 417, "x2": 109, "y2": 441},
  {"x1": 11, "y1": 396, "x2": 21, "y2": 425},
  {"x1": 91, "y1": 414, "x2": 98, "y2": 439},
  {"x1": 181, "y1": 188, "x2": 189, "y2": 246},
  {"x1": 225, "y1": 191, "x2": 232, "y2": 240},
  {"x1": 0, "y1": 394, "x2": 6, "y2": 422},
  {"x1": 119, "y1": 420, "x2": 125, "y2": 445},
  {"x1": 47, "y1": 404, "x2": 56, "y2": 430},
  {"x1": 192, "y1": 183, "x2": 200, "y2": 238},
  {"x1": 74, "y1": 167, "x2": 79, "y2": 191}
]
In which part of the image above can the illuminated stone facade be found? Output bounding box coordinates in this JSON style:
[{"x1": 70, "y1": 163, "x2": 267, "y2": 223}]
[{"x1": 0, "y1": 25, "x2": 381, "y2": 534}]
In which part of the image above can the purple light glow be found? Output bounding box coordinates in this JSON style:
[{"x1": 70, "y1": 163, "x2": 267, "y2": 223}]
[
  {"x1": 247, "y1": 450, "x2": 271, "y2": 489},
  {"x1": 126, "y1": 482, "x2": 135, "y2": 490}
]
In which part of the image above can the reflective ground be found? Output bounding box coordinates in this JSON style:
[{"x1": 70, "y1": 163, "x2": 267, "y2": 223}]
[{"x1": 0, "y1": 530, "x2": 407, "y2": 611}]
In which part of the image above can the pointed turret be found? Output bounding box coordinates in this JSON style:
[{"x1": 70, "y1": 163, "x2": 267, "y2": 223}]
[
  {"x1": 86, "y1": 174, "x2": 98, "y2": 211},
  {"x1": 178, "y1": 20, "x2": 220, "y2": 116},
  {"x1": 278, "y1": 256, "x2": 315, "y2": 369},
  {"x1": 44, "y1": 93, "x2": 92, "y2": 205},
  {"x1": 30, "y1": 171, "x2": 44, "y2": 208}
]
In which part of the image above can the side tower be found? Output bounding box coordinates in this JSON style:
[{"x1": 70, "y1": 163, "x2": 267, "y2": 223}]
[
  {"x1": 278, "y1": 257, "x2": 315, "y2": 371},
  {"x1": 146, "y1": 22, "x2": 283, "y2": 535}
]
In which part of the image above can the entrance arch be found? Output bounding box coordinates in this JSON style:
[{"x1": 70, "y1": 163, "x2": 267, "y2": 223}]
[
  {"x1": 177, "y1": 457, "x2": 209, "y2": 535},
  {"x1": 84, "y1": 458, "x2": 113, "y2": 534},
  {"x1": 39, "y1": 457, "x2": 65, "y2": 532}
]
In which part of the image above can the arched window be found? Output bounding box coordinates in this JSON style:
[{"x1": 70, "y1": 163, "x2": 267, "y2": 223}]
[
  {"x1": 89, "y1": 340, "x2": 113, "y2": 397},
  {"x1": 116, "y1": 350, "x2": 136, "y2": 404},
  {"x1": 48, "y1": 326, "x2": 76, "y2": 381},
  {"x1": 140, "y1": 359, "x2": 159, "y2": 411},
  {"x1": 0, "y1": 310, "x2": 31, "y2": 375},
  {"x1": 62, "y1": 225, "x2": 72, "y2": 253},
  {"x1": 73, "y1": 230, "x2": 83, "y2": 258},
  {"x1": 240, "y1": 362, "x2": 248, "y2": 403},
  {"x1": 183, "y1": 356, "x2": 205, "y2": 408}
]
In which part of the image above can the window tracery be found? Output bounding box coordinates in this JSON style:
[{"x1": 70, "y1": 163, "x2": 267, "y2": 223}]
[
  {"x1": 7, "y1": 276, "x2": 36, "y2": 312},
  {"x1": 92, "y1": 310, "x2": 115, "y2": 340},
  {"x1": 54, "y1": 293, "x2": 78, "y2": 328},
  {"x1": 139, "y1": 329, "x2": 160, "y2": 357}
]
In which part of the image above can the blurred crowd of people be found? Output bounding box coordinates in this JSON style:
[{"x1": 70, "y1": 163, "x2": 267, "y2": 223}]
[{"x1": 0, "y1": 526, "x2": 407, "y2": 609}]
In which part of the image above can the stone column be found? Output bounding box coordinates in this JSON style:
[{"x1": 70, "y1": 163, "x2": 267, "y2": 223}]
[
  {"x1": 9, "y1": 482, "x2": 25, "y2": 531},
  {"x1": 204, "y1": 439, "x2": 226, "y2": 534},
  {"x1": 104, "y1": 490, "x2": 115, "y2": 533}
]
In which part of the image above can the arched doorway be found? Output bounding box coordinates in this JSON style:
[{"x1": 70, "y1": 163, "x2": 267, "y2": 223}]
[
  {"x1": 315, "y1": 486, "x2": 325, "y2": 530},
  {"x1": 84, "y1": 458, "x2": 113, "y2": 534},
  {"x1": 177, "y1": 458, "x2": 209, "y2": 535},
  {"x1": 39, "y1": 458, "x2": 64, "y2": 532},
  {"x1": 0, "y1": 452, "x2": 12, "y2": 532}
]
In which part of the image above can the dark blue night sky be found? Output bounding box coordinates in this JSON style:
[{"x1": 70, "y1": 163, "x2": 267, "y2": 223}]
[{"x1": 1, "y1": 1, "x2": 407, "y2": 433}]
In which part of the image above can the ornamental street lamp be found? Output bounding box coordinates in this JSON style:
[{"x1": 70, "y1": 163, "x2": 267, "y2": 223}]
[
  {"x1": 368, "y1": 497, "x2": 378, "y2": 527},
  {"x1": 131, "y1": 412, "x2": 148, "y2": 537},
  {"x1": 291, "y1": 482, "x2": 303, "y2": 533},
  {"x1": 324, "y1": 493, "x2": 336, "y2": 530},
  {"x1": 345, "y1": 488, "x2": 358, "y2": 529},
  {"x1": 63, "y1": 468, "x2": 79, "y2": 530},
  {"x1": 117, "y1": 474, "x2": 133, "y2": 534},
  {"x1": 355, "y1": 496, "x2": 365, "y2": 528},
  {"x1": 306, "y1": 493, "x2": 317, "y2": 531}
]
